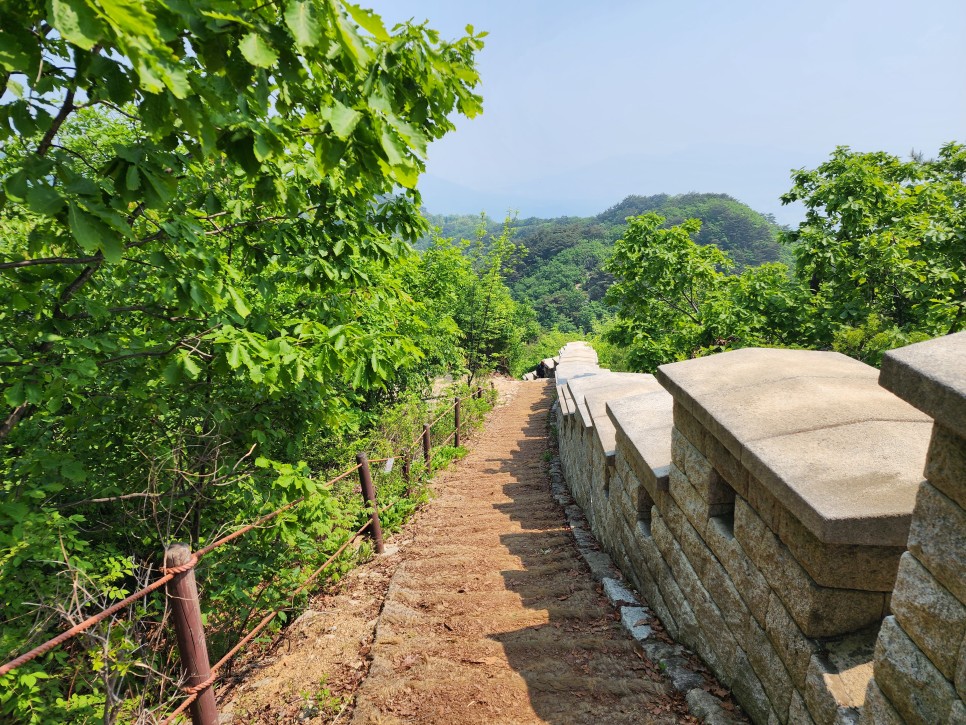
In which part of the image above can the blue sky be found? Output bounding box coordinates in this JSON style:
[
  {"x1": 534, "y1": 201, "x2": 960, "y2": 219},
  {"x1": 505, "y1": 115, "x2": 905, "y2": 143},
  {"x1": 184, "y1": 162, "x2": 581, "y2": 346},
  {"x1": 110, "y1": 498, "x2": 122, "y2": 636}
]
[{"x1": 369, "y1": 0, "x2": 965, "y2": 224}]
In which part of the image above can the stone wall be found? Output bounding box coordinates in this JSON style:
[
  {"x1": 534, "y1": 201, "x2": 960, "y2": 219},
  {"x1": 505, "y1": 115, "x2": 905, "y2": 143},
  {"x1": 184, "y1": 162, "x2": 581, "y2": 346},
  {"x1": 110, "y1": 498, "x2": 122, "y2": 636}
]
[
  {"x1": 861, "y1": 334, "x2": 966, "y2": 724},
  {"x1": 551, "y1": 336, "x2": 965, "y2": 724}
]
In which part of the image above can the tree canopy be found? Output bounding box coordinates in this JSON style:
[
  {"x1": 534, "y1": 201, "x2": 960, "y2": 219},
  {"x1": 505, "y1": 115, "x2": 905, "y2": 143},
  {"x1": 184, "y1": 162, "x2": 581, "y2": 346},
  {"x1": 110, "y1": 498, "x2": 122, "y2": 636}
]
[
  {"x1": 0, "y1": 3, "x2": 488, "y2": 720},
  {"x1": 604, "y1": 145, "x2": 965, "y2": 370}
]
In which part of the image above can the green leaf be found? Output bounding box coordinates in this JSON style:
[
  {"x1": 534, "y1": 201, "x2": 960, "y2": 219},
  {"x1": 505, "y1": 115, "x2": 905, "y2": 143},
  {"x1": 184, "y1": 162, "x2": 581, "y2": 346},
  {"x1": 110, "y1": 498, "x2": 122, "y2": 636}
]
[
  {"x1": 3, "y1": 168, "x2": 29, "y2": 201},
  {"x1": 239, "y1": 32, "x2": 279, "y2": 68},
  {"x1": 4, "y1": 381, "x2": 25, "y2": 407},
  {"x1": 68, "y1": 203, "x2": 111, "y2": 255},
  {"x1": 0, "y1": 26, "x2": 40, "y2": 72},
  {"x1": 330, "y1": 3, "x2": 371, "y2": 65},
  {"x1": 60, "y1": 460, "x2": 88, "y2": 482},
  {"x1": 181, "y1": 352, "x2": 202, "y2": 379},
  {"x1": 378, "y1": 123, "x2": 407, "y2": 167},
  {"x1": 284, "y1": 0, "x2": 321, "y2": 47},
  {"x1": 323, "y1": 100, "x2": 361, "y2": 140},
  {"x1": 228, "y1": 288, "x2": 251, "y2": 318},
  {"x1": 25, "y1": 184, "x2": 65, "y2": 216},
  {"x1": 52, "y1": 0, "x2": 106, "y2": 50},
  {"x1": 226, "y1": 343, "x2": 242, "y2": 369},
  {"x1": 97, "y1": 0, "x2": 159, "y2": 40},
  {"x1": 342, "y1": 3, "x2": 390, "y2": 41}
]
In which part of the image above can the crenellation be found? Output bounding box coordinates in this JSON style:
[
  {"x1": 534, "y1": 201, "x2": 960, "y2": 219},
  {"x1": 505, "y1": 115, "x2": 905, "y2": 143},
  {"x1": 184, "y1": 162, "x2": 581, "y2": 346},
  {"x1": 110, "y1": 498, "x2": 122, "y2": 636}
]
[{"x1": 550, "y1": 335, "x2": 966, "y2": 724}]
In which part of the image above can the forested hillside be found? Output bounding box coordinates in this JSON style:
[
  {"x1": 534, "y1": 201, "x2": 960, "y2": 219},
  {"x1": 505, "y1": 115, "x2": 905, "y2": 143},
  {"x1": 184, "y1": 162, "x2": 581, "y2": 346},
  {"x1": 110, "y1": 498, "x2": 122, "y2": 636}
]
[{"x1": 425, "y1": 192, "x2": 785, "y2": 334}]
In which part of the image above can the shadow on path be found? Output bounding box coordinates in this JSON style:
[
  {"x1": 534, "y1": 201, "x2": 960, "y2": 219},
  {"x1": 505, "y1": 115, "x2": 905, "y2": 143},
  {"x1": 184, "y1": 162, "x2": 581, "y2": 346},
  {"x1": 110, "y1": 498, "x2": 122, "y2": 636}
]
[{"x1": 487, "y1": 385, "x2": 680, "y2": 724}]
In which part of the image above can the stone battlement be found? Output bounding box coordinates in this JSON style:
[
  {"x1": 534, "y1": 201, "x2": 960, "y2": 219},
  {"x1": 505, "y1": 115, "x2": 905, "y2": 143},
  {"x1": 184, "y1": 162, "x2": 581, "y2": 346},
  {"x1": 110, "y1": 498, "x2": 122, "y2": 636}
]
[{"x1": 551, "y1": 336, "x2": 966, "y2": 724}]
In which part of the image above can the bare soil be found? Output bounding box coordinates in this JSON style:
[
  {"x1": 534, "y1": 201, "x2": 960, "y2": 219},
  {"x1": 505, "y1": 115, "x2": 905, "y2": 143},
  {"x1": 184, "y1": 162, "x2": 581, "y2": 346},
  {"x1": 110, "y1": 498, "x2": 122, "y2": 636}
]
[{"x1": 221, "y1": 379, "x2": 698, "y2": 724}]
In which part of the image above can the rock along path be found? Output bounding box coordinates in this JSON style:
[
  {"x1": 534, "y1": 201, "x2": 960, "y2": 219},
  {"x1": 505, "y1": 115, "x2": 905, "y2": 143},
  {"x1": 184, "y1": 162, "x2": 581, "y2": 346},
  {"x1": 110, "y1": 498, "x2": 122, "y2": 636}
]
[{"x1": 350, "y1": 380, "x2": 690, "y2": 724}]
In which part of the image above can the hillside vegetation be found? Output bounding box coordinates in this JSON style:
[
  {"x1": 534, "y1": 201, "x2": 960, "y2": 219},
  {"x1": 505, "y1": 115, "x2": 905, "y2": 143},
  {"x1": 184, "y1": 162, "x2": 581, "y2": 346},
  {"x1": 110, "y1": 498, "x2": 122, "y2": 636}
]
[
  {"x1": 426, "y1": 192, "x2": 786, "y2": 334},
  {"x1": 604, "y1": 145, "x2": 966, "y2": 370}
]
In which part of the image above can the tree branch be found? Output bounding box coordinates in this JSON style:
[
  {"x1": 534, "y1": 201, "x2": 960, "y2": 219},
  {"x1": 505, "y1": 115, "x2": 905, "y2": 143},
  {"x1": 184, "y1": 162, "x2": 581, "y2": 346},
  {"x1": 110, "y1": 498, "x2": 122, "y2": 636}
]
[
  {"x1": 0, "y1": 255, "x2": 102, "y2": 270},
  {"x1": 36, "y1": 87, "x2": 76, "y2": 157}
]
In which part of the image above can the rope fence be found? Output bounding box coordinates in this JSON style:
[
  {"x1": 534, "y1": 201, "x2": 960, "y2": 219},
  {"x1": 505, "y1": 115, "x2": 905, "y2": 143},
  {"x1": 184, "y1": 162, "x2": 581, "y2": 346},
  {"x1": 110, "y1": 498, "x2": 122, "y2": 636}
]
[{"x1": 0, "y1": 383, "x2": 495, "y2": 725}]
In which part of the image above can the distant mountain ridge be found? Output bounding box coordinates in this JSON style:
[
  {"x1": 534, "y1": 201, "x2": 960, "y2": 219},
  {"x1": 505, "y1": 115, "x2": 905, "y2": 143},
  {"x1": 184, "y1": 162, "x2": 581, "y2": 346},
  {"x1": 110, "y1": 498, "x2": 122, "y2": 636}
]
[{"x1": 422, "y1": 192, "x2": 788, "y2": 333}]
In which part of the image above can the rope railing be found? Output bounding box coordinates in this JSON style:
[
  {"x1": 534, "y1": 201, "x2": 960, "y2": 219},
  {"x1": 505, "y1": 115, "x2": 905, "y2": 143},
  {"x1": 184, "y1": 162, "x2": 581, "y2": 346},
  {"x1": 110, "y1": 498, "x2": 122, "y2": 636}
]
[
  {"x1": 0, "y1": 382, "x2": 493, "y2": 725},
  {"x1": 161, "y1": 518, "x2": 372, "y2": 724}
]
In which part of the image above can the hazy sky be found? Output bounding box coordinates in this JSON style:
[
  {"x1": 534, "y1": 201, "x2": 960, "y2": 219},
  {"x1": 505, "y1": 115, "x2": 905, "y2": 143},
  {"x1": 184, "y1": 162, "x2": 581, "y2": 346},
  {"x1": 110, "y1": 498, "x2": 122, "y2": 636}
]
[{"x1": 369, "y1": 0, "x2": 965, "y2": 224}]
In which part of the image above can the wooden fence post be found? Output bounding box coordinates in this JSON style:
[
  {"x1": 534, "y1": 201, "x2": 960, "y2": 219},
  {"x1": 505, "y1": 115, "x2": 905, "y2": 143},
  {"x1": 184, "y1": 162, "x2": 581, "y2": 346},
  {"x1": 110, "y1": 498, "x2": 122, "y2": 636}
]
[
  {"x1": 454, "y1": 397, "x2": 461, "y2": 448},
  {"x1": 402, "y1": 454, "x2": 411, "y2": 490},
  {"x1": 422, "y1": 423, "x2": 432, "y2": 475},
  {"x1": 356, "y1": 453, "x2": 384, "y2": 554},
  {"x1": 164, "y1": 544, "x2": 218, "y2": 725}
]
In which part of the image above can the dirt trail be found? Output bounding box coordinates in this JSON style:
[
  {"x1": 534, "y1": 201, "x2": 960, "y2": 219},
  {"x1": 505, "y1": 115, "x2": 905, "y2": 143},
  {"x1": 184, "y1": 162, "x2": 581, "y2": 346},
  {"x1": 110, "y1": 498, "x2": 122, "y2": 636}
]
[{"x1": 350, "y1": 380, "x2": 687, "y2": 725}]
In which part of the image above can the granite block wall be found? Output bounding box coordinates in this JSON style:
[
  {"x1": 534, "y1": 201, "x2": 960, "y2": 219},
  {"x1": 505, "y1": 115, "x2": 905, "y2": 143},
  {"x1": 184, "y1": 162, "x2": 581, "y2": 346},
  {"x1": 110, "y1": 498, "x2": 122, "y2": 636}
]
[{"x1": 550, "y1": 336, "x2": 965, "y2": 725}]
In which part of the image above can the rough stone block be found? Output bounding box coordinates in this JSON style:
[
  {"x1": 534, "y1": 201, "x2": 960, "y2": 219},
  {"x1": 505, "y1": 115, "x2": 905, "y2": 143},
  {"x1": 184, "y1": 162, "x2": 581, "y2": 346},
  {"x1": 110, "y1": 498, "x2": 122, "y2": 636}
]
[
  {"x1": 674, "y1": 400, "x2": 710, "y2": 450},
  {"x1": 603, "y1": 577, "x2": 639, "y2": 607},
  {"x1": 949, "y1": 699, "x2": 966, "y2": 725},
  {"x1": 674, "y1": 403, "x2": 750, "y2": 498},
  {"x1": 703, "y1": 554, "x2": 750, "y2": 643},
  {"x1": 669, "y1": 463, "x2": 712, "y2": 539},
  {"x1": 789, "y1": 690, "x2": 817, "y2": 725},
  {"x1": 731, "y1": 646, "x2": 775, "y2": 725},
  {"x1": 803, "y1": 628, "x2": 875, "y2": 724},
  {"x1": 735, "y1": 498, "x2": 886, "y2": 638},
  {"x1": 860, "y1": 680, "x2": 903, "y2": 725},
  {"x1": 958, "y1": 632, "x2": 966, "y2": 701},
  {"x1": 677, "y1": 506, "x2": 716, "y2": 584},
  {"x1": 765, "y1": 591, "x2": 819, "y2": 690},
  {"x1": 891, "y1": 551, "x2": 966, "y2": 680},
  {"x1": 631, "y1": 521, "x2": 679, "y2": 638},
  {"x1": 907, "y1": 482, "x2": 966, "y2": 604},
  {"x1": 925, "y1": 423, "x2": 966, "y2": 510},
  {"x1": 620, "y1": 606, "x2": 653, "y2": 640},
  {"x1": 686, "y1": 688, "x2": 746, "y2": 725},
  {"x1": 775, "y1": 505, "x2": 903, "y2": 592},
  {"x1": 744, "y1": 472, "x2": 783, "y2": 533},
  {"x1": 616, "y1": 485, "x2": 637, "y2": 533},
  {"x1": 712, "y1": 523, "x2": 771, "y2": 628},
  {"x1": 657, "y1": 488, "x2": 689, "y2": 545},
  {"x1": 745, "y1": 614, "x2": 793, "y2": 721},
  {"x1": 660, "y1": 519, "x2": 739, "y2": 679},
  {"x1": 673, "y1": 427, "x2": 735, "y2": 508},
  {"x1": 873, "y1": 616, "x2": 957, "y2": 724},
  {"x1": 651, "y1": 514, "x2": 701, "y2": 644}
]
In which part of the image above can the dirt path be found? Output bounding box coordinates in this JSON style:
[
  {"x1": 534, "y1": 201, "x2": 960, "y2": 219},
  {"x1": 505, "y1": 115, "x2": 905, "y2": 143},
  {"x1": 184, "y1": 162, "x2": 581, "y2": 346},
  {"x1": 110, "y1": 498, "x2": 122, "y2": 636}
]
[{"x1": 350, "y1": 380, "x2": 687, "y2": 725}]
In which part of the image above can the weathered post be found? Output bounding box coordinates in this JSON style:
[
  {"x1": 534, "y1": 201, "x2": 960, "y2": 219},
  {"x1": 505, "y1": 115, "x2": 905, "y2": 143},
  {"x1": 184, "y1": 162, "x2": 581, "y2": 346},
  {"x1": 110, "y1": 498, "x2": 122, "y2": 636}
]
[
  {"x1": 454, "y1": 396, "x2": 461, "y2": 448},
  {"x1": 356, "y1": 453, "x2": 384, "y2": 554},
  {"x1": 402, "y1": 454, "x2": 411, "y2": 488},
  {"x1": 164, "y1": 544, "x2": 218, "y2": 725},
  {"x1": 422, "y1": 423, "x2": 432, "y2": 475}
]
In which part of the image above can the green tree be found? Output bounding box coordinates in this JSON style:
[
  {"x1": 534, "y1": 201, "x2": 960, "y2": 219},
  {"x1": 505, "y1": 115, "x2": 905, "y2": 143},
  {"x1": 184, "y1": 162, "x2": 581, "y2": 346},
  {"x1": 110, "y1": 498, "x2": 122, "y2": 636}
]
[
  {"x1": 782, "y1": 143, "x2": 966, "y2": 340},
  {"x1": 0, "y1": 2, "x2": 483, "y2": 720},
  {"x1": 604, "y1": 213, "x2": 806, "y2": 370},
  {"x1": 420, "y1": 215, "x2": 537, "y2": 380}
]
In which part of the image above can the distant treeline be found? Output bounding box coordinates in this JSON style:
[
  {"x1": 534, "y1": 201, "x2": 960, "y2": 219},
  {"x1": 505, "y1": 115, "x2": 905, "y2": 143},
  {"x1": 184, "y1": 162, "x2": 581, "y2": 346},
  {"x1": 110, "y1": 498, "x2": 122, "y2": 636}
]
[{"x1": 424, "y1": 192, "x2": 786, "y2": 333}]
